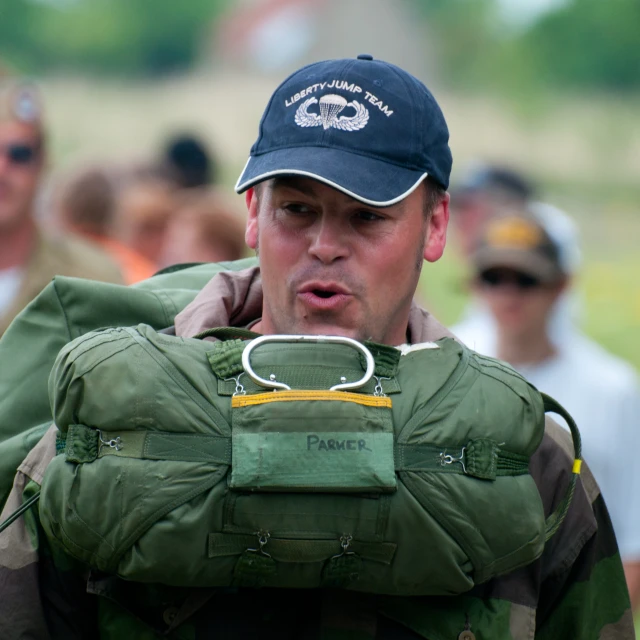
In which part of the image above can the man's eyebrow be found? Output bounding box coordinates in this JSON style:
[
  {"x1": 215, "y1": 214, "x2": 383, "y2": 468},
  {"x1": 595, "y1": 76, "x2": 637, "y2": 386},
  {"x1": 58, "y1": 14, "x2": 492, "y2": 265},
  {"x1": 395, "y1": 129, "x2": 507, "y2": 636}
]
[{"x1": 271, "y1": 177, "x2": 317, "y2": 197}]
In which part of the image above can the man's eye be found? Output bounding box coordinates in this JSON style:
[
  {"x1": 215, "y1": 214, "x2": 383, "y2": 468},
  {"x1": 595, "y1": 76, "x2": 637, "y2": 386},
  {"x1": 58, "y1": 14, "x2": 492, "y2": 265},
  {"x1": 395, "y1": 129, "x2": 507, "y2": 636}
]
[
  {"x1": 283, "y1": 203, "x2": 311, "y2": 215},
  {"x1": 356, "y1": 210, "x2": 383, "y2": 222}
]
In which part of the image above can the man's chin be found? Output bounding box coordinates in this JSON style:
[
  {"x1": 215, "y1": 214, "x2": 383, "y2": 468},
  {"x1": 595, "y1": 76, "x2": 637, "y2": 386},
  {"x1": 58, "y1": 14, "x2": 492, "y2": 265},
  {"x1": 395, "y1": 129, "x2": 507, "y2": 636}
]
[
  {"x1": 293, "y1": 323, "x2": 362, "y2": 340},
  {"x1": 273, "y1": 314, "x2": 365, "y2": 340}
]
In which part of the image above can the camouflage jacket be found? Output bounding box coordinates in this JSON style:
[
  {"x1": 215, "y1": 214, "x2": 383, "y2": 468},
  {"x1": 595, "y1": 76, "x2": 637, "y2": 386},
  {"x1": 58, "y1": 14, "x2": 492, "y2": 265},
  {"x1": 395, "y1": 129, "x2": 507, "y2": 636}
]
[
  {"x1": 0, "y1": 267, "x2": 633, "y2": 639},
  {"x1": 0, "y1": 226, "x2": 123, "y2": 337}
]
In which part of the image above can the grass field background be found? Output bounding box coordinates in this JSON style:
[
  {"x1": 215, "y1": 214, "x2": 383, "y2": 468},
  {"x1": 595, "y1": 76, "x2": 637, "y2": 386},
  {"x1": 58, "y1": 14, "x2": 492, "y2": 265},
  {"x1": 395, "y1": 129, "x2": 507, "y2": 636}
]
[{"x1": 40, "y1": 73, "x2": 640, "y2": 371}]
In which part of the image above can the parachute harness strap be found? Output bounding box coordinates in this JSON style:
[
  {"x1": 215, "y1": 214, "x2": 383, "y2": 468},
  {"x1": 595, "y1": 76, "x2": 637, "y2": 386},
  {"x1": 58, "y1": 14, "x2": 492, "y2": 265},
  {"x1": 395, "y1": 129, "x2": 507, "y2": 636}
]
[{"x1": 542, "y1": 393, "x2": 583, "y2": 541}]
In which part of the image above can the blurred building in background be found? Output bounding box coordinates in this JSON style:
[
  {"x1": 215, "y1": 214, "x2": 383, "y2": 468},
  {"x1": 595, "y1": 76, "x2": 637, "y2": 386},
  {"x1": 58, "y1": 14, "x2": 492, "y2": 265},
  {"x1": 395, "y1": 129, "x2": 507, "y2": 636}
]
[{"x1": 213, "y1": 0, "x2": 432, "y2": 80}]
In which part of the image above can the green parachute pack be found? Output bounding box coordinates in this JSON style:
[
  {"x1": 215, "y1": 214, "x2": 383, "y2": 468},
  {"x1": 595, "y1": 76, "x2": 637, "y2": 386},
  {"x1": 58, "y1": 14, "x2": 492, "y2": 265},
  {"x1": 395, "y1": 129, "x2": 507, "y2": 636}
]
[
  {"x1": 0, "y1": 258, "x2": 257, "y2": 508},
  {"x1": 0, "y1": 258, "x2": 581, "y2": 597}
]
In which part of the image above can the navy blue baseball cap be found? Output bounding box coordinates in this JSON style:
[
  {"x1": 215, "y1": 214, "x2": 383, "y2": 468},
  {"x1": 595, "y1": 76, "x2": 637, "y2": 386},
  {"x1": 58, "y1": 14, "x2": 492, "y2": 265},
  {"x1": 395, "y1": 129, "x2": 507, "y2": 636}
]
[{"x1": 235, "y1": 54, "x2": 452, "y2": 206}]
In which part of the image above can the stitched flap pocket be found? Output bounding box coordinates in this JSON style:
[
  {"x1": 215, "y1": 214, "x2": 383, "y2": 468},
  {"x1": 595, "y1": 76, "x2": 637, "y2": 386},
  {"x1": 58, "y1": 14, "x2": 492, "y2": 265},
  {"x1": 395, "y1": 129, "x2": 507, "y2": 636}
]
[{"x1": 230, "y1": 391, "x2": 396, "y2": 492}]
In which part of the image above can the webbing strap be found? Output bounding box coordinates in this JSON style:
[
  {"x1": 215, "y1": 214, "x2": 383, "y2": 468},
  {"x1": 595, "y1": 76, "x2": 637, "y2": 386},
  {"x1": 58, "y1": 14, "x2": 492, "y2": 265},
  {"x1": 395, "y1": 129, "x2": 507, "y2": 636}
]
[
  {"x1": 60, "y1": 425, "x2": 528, "y2": 482},
  {"x1": 208, "y1": 533, "x2": 397, "y2": 564},
  {"x1": 61, "y1": 425, "x2": 231, "y2": 465},
  {"x1": 395, "y1": 440, "x2": 529, "y2": 480}
]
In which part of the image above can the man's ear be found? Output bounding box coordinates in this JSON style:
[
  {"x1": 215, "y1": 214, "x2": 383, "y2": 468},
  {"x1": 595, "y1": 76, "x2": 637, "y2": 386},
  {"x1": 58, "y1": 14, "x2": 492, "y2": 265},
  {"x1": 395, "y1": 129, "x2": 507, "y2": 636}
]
[
  {"x1": 423, "y1": 192, "x2": 450, "y2": 263},
  {"x1": 245, "y1": 188, "x2": 258, "y2": 250}
]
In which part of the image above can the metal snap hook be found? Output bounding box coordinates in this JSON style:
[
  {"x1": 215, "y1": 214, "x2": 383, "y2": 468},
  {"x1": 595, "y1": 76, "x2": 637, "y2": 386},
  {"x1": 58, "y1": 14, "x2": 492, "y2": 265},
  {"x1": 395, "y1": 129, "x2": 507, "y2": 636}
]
[
  {"x1": 439, "y1": 447, "x2": 467, "y2": 473},
  {"x1": 224, "y1": 374, "x2": 246, "y2": 396},
  {"x1": 98, "y1": 431, "x2": 123, "y2": 454},
  {"x1": 331, "y1": 534, "x2": 354, "y2": 559},
  {"x1": 247, "y1": 530, "x2": 272, "y2": 558},
  {"x1": 373, "y1": 376, "x2": 391, "y2": 397}
]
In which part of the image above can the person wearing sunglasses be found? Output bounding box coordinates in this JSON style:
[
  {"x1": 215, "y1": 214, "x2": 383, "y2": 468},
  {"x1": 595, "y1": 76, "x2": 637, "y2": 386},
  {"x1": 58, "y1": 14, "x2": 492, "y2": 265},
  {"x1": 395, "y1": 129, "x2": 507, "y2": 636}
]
[
  {"x1": 459, "y1": 209, "x2": 640, "y2": 611},
  {"x1": 0, "y1": 81, "x2": 123, "y2": 337}
]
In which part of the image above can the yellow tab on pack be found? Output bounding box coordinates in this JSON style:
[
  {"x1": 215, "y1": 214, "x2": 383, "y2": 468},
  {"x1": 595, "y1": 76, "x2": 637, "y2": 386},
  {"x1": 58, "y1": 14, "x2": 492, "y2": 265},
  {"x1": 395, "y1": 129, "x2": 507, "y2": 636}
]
[
  {"x1": 572, "y1": 459, "x2": 582, "y2": 475},
  {"x1": 232, "y1": 390, "x2": 392, "y2": 409}
]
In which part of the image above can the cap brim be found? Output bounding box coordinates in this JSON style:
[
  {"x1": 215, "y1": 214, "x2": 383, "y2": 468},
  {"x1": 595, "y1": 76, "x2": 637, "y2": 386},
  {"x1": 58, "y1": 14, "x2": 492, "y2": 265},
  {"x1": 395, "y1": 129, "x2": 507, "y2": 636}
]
[
  {"x1": 235, "y1": 147, "x2": 428, "y2": 207},
  {"x1": 473, "y1": 248, "x2": 564, "y2": 283}
]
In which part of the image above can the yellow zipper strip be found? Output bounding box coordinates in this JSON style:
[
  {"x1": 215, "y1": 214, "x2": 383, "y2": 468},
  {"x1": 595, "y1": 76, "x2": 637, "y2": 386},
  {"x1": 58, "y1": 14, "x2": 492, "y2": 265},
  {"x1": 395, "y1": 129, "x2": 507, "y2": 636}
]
[{"x1": 231, "y1": 390, "x2": 392, "y2": 408}]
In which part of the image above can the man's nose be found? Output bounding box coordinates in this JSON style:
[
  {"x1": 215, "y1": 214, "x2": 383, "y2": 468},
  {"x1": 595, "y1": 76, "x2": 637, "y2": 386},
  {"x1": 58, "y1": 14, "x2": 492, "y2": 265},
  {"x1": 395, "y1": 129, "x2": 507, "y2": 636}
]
[{"x1": 307, "y1": 219, "x2": 349, "y2": 264}]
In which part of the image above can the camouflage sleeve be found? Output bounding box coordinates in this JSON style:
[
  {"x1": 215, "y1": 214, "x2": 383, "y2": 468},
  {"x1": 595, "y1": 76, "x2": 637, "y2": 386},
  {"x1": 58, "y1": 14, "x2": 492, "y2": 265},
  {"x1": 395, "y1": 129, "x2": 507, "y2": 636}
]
[
  {"x1": 0, "y1": 428, "x2": 55, "y2": 639},
  {"x1": 534, "y1": 420, "x2": 634, "y2": 639},
  {"x1": 536, "y1": 495, "x2": 634, "y2": 638},
  {"x1": 0, "y1": 426, "x2": 98, "y2": 640}
]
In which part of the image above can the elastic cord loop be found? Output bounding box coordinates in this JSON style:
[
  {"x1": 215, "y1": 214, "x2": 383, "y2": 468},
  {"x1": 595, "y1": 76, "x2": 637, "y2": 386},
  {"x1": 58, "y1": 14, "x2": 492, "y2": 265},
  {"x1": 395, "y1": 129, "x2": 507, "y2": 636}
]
[{"x1": 541, "y1": 393, "x2": 582, "y2": 541}]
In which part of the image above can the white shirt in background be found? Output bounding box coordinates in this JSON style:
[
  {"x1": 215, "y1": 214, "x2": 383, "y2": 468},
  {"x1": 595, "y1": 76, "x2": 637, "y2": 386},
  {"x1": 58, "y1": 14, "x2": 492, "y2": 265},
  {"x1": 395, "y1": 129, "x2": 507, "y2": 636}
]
[
  {"x1": 0, "y1": 267, "x2": 23, "y2": 317},
  {"x1": 516, "y1": 334, "x2": 640, "y2": 561},
  {"x1": 454, "y1": 318, "x2": 640, "y2": 562}
]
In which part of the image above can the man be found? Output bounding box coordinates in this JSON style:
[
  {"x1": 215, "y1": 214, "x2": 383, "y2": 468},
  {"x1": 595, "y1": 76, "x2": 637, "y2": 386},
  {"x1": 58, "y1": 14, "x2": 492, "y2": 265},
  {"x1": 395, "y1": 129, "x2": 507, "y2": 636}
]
[
  {"x1": 52, "y1": 165, "x2": 157, "y2": 284},
  {"x1": 459, "y1": 208, "x2": 640, "y2": 610},
  {"x1": 452, "y1": 197, "x2": 582, "y2": 356},
  {"x1": 450, "y1": 163, "x2": 535, "y2": 261},
  {"x1": 0, "y1": 80, "x2": 122, "y2": 335},
  {"x1": 159, "y1": 188, "x2": 247, "y2": 267},
  {"x1": 0, "y1": 56, "x2": 633, "y2": 638}
]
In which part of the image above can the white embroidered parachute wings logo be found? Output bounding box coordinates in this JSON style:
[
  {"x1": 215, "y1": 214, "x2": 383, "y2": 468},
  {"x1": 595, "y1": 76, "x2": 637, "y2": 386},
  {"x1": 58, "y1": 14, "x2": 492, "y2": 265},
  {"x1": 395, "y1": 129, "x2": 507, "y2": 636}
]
[{"x1": 294, "y1": 94, "x2": 369, "y2": 132}]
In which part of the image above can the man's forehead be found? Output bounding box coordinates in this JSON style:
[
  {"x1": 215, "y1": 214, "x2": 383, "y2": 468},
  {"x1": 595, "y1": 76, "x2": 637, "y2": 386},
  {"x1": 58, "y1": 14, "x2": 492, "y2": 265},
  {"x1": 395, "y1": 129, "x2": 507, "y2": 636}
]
[
  {"x1": 268, "y1": 176, "x2": 326, "y2": 195},
  {"x1": 265, "y1": 175, "x2": 418, "y2": 210}
]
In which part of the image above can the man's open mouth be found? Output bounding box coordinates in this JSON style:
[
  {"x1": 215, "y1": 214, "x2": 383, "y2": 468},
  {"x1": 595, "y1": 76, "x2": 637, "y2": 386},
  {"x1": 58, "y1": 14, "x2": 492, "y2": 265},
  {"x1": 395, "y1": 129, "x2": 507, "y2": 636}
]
[
  {"x1": 313, "y1": 290, "x2": 337, "y2": 299},
  {"x1": 298, "y1": 285, "x2": 352, "y2": 311}
]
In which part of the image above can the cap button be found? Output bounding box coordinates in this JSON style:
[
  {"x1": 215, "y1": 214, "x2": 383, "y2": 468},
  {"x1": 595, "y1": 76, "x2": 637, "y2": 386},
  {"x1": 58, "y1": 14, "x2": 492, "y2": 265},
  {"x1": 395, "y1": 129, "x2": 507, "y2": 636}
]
[{"x1": 357, "y1": 54, "x2": 374, "y2": 61}]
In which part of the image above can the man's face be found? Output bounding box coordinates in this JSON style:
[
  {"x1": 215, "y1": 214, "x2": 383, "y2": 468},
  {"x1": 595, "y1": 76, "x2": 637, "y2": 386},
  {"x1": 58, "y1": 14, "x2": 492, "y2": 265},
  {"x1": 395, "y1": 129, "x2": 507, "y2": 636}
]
[
  {"x1": 473, "y1": 268, "x2": 566, "y2": 340},
  {"x1": 245, "y1": 177, "x2": 449, "y2": 345},
  {"x1": 0, "y1": 121, "x2": 42, "y2": 230}
]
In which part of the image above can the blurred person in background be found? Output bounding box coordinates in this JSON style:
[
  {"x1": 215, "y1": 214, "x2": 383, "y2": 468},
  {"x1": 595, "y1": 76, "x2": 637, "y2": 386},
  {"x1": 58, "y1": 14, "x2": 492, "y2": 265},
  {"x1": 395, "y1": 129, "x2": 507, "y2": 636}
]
[
  {"x1": 159, "y1": 132, "x2": 217, "y2": 189},
  {"x1": 112, "y1": 176, "x2": 175, "y2": 267},
  {"x1": 0, "y1": 80, "x2": 122, "y2": 336},
  {"x1": 450, "y1": 163, "x2": 535, "y2": 260},
  {"x1": 451, "y1": 165, "x2": 580, "y2": 354},
  {"x1": 460, "y1": 209, "x2": 640, "y2": 609},
  {"x1": 159, "y1": 187, "x2": 246, "y2": 268},
  {"x1": 52, "y1": 165, "x2": 157, "y2": 284}
]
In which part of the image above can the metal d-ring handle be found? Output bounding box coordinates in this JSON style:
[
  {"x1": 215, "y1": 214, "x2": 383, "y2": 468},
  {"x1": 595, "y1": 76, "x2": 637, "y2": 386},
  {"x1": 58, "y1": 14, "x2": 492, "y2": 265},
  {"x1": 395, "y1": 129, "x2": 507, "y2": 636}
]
[{"x1": 241, "y1": 335, "x2": 375, "y2": 392}]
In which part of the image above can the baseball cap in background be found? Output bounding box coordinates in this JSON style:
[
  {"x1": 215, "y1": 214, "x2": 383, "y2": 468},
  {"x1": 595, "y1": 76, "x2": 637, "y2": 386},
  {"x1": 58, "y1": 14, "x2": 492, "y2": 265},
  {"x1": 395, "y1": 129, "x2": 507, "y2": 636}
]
[
  {"x1": 471, "y1": 211, "x2": 566, "y2": 284},
  {"x1": 163, "y1": 134, "x2": 215, "y2": 188},
  {"x1": 0, "y1": 81, "x2": 43, "y2": 126},
  {"x1": 235, "y1": 54, "x2": 452, "y2": 206},
  {"x1": 452, "y1": 163, "x2": 535, "y2": 204}
]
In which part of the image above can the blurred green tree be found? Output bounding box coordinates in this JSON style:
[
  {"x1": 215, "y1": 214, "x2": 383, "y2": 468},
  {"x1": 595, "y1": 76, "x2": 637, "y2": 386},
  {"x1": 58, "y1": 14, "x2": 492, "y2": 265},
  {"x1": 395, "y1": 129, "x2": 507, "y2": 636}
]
[
  {"x1": 0, "y1": 0, "x2": 229, "y2": 76},
  {"x1": 520, "y1": 0, "x2": 640, "y2": 91},
  {"x1": 413, "y1": 0, "x2": 640, "y2": 93},
  {"x1": 0, "y1": 0, "x2": 638, "y2": 91}
]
